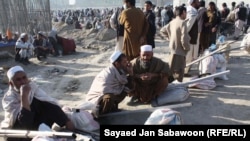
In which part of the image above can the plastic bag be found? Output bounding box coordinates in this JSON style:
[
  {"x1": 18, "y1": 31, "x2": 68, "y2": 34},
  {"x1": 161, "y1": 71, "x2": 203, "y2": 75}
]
[
  {"x1": 62, "y1": 106, "x2": 100, "y2": 132},
  {"x1": 144, "y1": 108, "x2": 183, "y2": 125},
  {"x1": 151, "y1": 85, "x2": 189, "y2": 107}
]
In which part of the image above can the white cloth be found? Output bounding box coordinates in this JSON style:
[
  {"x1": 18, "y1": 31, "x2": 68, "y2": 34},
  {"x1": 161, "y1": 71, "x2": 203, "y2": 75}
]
[
  {"x1": 15, "y1": 38, "x2": 34, "y2": 58},
  {"x1": 185, "y1": 44, "x2": 199, "y2": 74},
  {"x1": 86, "y1": 65, "x2": 130, "y2": 105},
  {"x1": 234, "y1": 19, "x2": 246, "y2": 36},
  {"x1": 141, "y1": 45, "x2": 153, "y2": 52},
  {"x1": 110, "y1": 12, "x2": 117, "y2": 30},
  {"x1": 241, "y1": 33, "x2": 250, "y2": 53},
  {"x1": 186, "y1": 6, "x2": 198, "y2": 32},
  {"x1": 1, "y1": 82, "x2": 59, "y2": 128},
  {"x1": 188, "y1": 0, "x2": 194, "y2": 5},
  {"x1": 110, "y1": 51, "x2": 122, "y2": 63},
  {"x1": 186, "y1": 5, "x2": 198, "y2": 18},
  {"x1": 115, "y1": 36, "x2": 124, "y2": 52},
  {"x1": 7, "y1": 66, "x2": 24, "y2": 81},
  {"x1": 20, "y1": 33, "x2": 27, "y2": 38}
]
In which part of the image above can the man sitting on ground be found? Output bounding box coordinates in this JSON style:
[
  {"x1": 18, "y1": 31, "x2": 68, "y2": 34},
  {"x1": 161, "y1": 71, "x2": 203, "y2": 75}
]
[
  {"x1": 128, "y1": 45, "x2": 170, "y2": 105},
  {"x1": 48, "y1": 30, "x2": 63, "y2": 57},
  {"x1": 33, "y1": 31, "x2": 54, "y2": 60},
  {"x1": 86, "y1": 51, "x2": 134, "y2": 117},
  {"x1": 1, "y1": 66, "x2": 75, "y2": 141},
  {"x1": 15, "y1": 33, "x2": 33, "y2": 65}
]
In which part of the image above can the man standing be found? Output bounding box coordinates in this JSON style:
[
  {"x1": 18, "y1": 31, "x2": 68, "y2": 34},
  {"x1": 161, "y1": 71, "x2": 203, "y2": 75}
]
[
  {"x1": 128, "y1": 45, "x2": 169, "y2": 104},
  {"x1": 119, "y1": 0, "x2": 148, "y2": 61},
  {"x1": 184, "y1": 0, "x2": 199, "y2": 76},
  {"x1": 197, "y1": 0, "x2": 209, "y2": 55},
  {"x1": 161, "y1": 5, "x2": 169, "y2": 27},
  {"x1": 86, "y1": 51, "x2": 133, "y2": 117},
  {"x1": 1, "y1": 66, "x2": 75, "y2": 140},
  {"x1": 234, "y1": 2, "x2": 248, "y2": 40},
  {"x1": 110, "y1": 7, "x2": 124, "y2": 52},
  {"x1": 161, "y1": 6, "x2": 190, "y2": 82},
  {"x1": 220, "y1": 2, "x2": 230, "y2": 20},
  {"x1": 144, "y1": 1, "x2": 156, "y2": 49}
]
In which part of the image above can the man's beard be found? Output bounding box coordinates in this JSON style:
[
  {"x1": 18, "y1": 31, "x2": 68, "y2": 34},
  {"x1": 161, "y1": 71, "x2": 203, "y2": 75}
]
[{"x1": 140, "y1": 60, "x2": 151, "y2": 70}]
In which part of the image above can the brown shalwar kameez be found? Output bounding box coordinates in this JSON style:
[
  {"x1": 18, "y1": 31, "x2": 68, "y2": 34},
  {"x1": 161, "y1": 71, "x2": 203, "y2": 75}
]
[
  {"x1": 129, "y1": 57, "x2": 169, "y2": 103},
  {"x1": 119, "y1": 7, "x2": 148, "y2": 61}
]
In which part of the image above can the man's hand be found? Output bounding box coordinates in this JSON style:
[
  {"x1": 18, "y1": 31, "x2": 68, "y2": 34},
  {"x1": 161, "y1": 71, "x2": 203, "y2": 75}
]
[
  {"x1": 212, "y1": 27, "x2": 217, "y2": 33},
  {"x1": 139, "y1": 73, "x2": 152, "y2": 81},
  {"x1": 20, "y1": 83, "x2": 31, "y2": 111},
  {"x1": 126, "y1": 62, "x2": 133, "y2": 76},
  {"x1": 138, "y1": 73, "x2": 160, "y2": 81},
  {"x1": 20, "y1": 84, "x2": 31, "y2": 98}
]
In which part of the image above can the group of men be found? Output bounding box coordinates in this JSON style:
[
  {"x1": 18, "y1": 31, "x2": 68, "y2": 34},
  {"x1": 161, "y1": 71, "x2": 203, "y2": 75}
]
[
  {"x1": 87, "y1": 44, "x2": 170, "y2": 117},
  {"x1": 14, "y1": 30, "x2": 64, "y2": 65},
  {"x1": 5, "y1": 0, "x2": 250, "y2": 140},
  {"x1": 1, "y1": 44, "x2": 170, "y2": 141},
  {"x1": 110, "y1": 0, "x2": 156, "y2": 61}
]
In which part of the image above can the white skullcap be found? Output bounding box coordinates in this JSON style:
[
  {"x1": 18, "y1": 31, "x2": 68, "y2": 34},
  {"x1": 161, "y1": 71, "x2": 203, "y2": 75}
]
[
  {"x1": 188, "y1": 0, "x2": 194, "y2": 5},
  {"x1": 7, "y1": 66, "x2": 24, "y2": 81},
  {"x1": 20, "y1": 33, "x2": 27, "y2": 38},
  {"x1": 110, "y1": 51, "x2": 122, "y2": 63},
  {"x1": 141, "y1": 45, "x2": 153, "y2": 52}
]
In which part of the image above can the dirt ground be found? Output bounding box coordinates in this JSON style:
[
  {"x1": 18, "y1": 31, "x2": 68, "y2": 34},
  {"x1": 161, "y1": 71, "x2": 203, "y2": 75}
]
[{"x1": 0, "y1": 23, "x2": 250, "y2": 127}]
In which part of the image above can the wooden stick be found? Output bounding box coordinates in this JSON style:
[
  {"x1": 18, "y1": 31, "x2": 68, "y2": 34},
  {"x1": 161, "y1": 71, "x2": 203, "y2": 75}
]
[
  {"x1": 185, "y1": 40, "x2": 240, "y2": 67},
  {"x1": 170, "y1": 70, "x2": 230, "y2": 88},
  {"x1": 0, "y1": 129, "x2": 74, "y2": 138},
  {"x1": 219, "y1": 45, "x2": 247, "y2": 54},
  {"x1": 99, "y1": 102, "x2": 192, "y2": 117},
  {"x1": 186, "y1": 44, "x2": 230, "y2": 67}
]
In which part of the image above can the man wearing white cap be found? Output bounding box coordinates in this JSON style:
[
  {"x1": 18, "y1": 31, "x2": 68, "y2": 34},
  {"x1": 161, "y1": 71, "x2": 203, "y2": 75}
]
[
  {"x1": 128, "y1": 44, "x2": 170, "y2": 105},
  {"x1": 15, "y1": 33, "x2": 33, "y2": 65},
  {"x1": 1, "y1": 66, "x2": 75, "y2": 137},
  {"x1": 86, "y1": 51, "x2": 133, "y2": 117}
]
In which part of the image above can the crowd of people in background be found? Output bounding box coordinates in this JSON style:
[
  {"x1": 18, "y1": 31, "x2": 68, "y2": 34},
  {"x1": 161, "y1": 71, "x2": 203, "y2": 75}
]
[
  {"x1": 1, "y1": 0, "x2": 249, "y2": 69},
  {"x1": 2, "y1": 1, "x2": 250, "y2": 140}
]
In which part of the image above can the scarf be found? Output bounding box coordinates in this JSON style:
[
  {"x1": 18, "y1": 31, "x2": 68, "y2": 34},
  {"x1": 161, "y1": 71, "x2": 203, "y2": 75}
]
[
  {"x1": 87, "y1": 64, "x2": 130, "y2": 104},
  {"x1": 1, "y1": 82, "x2": 58, "y2": 128},
  {"x1": 186, "y1": 5, "x2": 198, "y2": 19}
]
